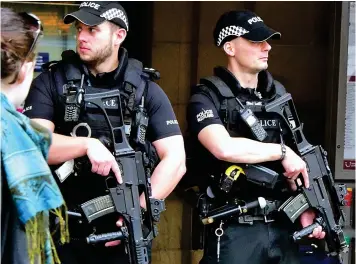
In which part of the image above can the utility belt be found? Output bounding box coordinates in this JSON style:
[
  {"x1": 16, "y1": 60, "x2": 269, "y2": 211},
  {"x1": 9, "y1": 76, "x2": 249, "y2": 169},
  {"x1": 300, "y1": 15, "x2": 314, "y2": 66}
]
[
  {"x1": 235, "y1": 199, "x2": 283, "y2": 225},
  {"x1": 199, "y1": 195, "x2": 284, "y2": 226},
  {"x1": 199, "y1": 162, "x2": 289, "y2": 226}
]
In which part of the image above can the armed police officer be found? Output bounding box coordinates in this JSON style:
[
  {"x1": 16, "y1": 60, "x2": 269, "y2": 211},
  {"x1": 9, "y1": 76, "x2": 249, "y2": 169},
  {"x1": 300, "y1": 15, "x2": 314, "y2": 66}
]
[
  {"x1": 23, "y1": 2, "x2": 186, "y2": 263},
  {"x1": 186, "y1": 10, "x2": 325, "y2": 264}
]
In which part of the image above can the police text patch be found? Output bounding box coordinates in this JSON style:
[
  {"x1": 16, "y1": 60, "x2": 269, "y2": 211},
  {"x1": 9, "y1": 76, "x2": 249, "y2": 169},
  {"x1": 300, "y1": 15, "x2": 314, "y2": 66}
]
[
  {"x1": 259, "y1": 119, "x2": 279, "y2": 128},
  {"x1": 196, "y1": 109, "x2": 214, "y2": 122}
]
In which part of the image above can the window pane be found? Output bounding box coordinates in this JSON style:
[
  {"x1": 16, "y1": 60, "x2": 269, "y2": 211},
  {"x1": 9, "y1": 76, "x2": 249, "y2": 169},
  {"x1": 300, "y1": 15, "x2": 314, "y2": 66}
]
[{"x1": 1, "y1": 1, "x2": 78, "y2": 77}]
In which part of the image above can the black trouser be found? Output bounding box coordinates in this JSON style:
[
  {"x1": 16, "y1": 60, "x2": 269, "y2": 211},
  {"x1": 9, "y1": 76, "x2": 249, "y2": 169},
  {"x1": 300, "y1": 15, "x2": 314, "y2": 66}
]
[
  {"x1": 57, "y1": 242, "x2": 129, "y2": 264},
  {"x1": 200, "y1": 220, "x2": 300, "y2": 264},
  {"x1": 56, "y1": 241, "x2": 152, "y2": 264}
]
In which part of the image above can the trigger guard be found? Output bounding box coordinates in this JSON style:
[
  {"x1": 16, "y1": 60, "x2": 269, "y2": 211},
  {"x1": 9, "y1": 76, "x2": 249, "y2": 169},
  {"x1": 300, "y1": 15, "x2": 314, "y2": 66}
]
[{"x1": 105, "y1": 175, "x2": 117, "y2": 189}]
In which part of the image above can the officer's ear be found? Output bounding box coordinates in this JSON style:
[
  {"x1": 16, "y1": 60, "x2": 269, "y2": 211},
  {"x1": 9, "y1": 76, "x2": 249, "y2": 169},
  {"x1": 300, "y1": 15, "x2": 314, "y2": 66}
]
[
  {"x1": 223, "y1": 41, "x2": 235, "y2": 57},
  {"x1": 111, "y1": 24, "x2": 127, "y2": 46}
]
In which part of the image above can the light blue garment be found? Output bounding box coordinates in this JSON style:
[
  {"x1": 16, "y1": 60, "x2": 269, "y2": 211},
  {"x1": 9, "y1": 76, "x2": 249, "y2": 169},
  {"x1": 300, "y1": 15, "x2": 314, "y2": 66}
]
[{"x1": 1, "y1": 93, "x2": 66, "y2": 263}]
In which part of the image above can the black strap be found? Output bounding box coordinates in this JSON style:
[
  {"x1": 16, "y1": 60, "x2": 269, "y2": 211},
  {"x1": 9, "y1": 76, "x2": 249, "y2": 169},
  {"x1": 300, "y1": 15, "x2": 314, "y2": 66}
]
[
  {"x1": 122, "y1": 73, "x2": 150, "y2": 138},
  {"x1": 124, "y1": 82, "x2": 136, "y2": 114},
  {"x1": 273, "y1": 80, "x2": 294, "y2": 124},
  {"x1": 200, "y1": 76, "x2": 235, "y2": 98},
  {"x1": 122, "y1": 82, "x2": 136, "y2": 136},
  {"x1": 273, "y1": 80, "x2": 287, "y2": 97},
  {"x1": 199, "y1": 76, "x2": 236, "y2": 125},
  {"x1": 220, "y1": 99, "x2": 228, "y2": 124}
]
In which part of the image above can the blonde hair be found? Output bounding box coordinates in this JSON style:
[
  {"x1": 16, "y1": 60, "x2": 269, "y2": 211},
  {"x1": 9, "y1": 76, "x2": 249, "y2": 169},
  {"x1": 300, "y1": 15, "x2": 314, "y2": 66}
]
[{"x1": 1, "y1": 8, "x2": 36, "y2": 84}]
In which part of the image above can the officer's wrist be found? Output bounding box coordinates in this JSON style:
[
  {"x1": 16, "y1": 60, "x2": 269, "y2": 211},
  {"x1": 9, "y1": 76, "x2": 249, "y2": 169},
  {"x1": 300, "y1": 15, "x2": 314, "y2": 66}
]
[{"x1": 84, "y1": 137, "x2": 97, "y2": 152}]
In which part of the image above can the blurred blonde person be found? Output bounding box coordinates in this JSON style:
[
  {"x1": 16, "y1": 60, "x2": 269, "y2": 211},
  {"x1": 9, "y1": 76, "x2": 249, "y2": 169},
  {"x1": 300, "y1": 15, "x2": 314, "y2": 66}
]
[{"x1": 1, "y1": 8, "x2": 68, "y2": 264}]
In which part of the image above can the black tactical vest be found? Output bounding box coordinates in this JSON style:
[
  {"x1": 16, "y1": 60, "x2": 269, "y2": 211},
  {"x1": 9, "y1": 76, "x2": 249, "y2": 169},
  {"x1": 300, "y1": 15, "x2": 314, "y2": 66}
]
[
  {"x1": 44, "y1": 50, "x2": 159, "y2": 207},
  {"x1": 56, "y1": 50, "x2": 149, "y2": 143},
  {"x1": 199, "y1": 75, "x2": 288, "y2": 140}
]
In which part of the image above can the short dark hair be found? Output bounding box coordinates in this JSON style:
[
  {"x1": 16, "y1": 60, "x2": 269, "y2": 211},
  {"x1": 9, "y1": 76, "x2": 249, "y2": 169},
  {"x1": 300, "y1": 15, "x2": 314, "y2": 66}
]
[
  {"x1": 1, "y1": 8, "x2": 36, "y2": 84},
  {"x1": 109, "y1": 22, "x2": 122, "y2": 34}
]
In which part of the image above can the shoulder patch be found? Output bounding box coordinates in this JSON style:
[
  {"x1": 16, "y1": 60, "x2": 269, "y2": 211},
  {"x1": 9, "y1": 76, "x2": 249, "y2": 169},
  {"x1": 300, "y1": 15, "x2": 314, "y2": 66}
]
[{"x1": 196, "y1": 108, "x2": 214, "y2": 122}]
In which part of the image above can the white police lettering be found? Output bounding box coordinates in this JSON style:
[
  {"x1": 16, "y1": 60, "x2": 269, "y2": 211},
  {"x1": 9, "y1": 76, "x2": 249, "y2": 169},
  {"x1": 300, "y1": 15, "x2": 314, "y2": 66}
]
[
  {"x1": 80, "y1": 2, "x2": 100, "y2": 10},
  {"x1": 166, "y1": 120, "x2": 178, "y2": 125},
  {"x1": 248, "y1": 16, "x2": 263, "y2": 24},
  {"x1": 22, "y1": 105, "x2": 32, "y2": 113},
  {"x1": 259, "y1": 119, "x2": 277, "y2": 127},
  {"x1": 196, "y1": 109, "x2": 214, "y2": 122},
  {"x1": 103, "y1": 98, "x2": 117, "y2": 108}
]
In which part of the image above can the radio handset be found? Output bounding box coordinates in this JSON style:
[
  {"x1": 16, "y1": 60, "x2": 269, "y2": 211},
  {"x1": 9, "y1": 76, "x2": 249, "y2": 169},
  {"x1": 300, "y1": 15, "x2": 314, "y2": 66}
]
[{"x1": 235, "y1": 97, "x2": 267, "y2": 141}]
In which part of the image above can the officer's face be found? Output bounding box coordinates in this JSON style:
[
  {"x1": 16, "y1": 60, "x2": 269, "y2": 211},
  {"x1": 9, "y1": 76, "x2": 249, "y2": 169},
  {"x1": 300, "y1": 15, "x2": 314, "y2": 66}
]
[
  {"x1": 75, "y1": 21, "x2": 115, "y2": 65},
  {"x1": 228, "y1": 37, "x2": 272, "y2": 73}
]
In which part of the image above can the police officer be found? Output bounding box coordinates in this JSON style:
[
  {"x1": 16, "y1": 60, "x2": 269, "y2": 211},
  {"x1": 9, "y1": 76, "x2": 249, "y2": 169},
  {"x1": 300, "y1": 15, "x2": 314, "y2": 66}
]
[
  {"x1": 186, "y1": 10, "x2": 325, "y2": 264},
  {"x1": 23, "y1": 2, "x2": 186, "y2": 263}
]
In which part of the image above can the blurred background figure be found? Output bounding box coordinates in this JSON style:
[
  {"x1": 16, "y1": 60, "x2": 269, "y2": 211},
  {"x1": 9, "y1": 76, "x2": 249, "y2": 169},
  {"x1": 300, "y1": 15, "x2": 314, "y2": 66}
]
[{"x1": 1, "y1": 7, "x2": 68, "y2": 264}]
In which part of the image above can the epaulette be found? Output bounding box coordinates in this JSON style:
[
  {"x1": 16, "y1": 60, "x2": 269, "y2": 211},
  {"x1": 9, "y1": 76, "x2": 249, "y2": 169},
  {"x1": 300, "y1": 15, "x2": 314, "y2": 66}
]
[
  {"x1": 41, "y1": 60, "x2": 59, "y2": 72},
  {"x1": 142, "y1": 67, "x2": 160, "y2": 81}
]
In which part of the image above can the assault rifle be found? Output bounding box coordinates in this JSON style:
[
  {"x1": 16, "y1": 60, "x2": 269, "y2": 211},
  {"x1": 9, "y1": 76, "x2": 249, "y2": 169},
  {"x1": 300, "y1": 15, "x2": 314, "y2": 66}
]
[
  {"x1": 264, "y1": 93, "x2": 349, "y2": 261},
  {"x1": 76, "y1": 90, "x2": 165, "y2": 264}
]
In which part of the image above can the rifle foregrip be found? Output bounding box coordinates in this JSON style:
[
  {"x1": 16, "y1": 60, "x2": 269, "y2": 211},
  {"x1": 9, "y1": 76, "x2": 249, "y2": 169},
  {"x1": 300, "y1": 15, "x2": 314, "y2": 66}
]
[
  {"x1": 292, "y1": 223, "x2": 319, "y2": 241},
  {"x1": 86, "y1": 231, "x2": 125, "y2": 244}
]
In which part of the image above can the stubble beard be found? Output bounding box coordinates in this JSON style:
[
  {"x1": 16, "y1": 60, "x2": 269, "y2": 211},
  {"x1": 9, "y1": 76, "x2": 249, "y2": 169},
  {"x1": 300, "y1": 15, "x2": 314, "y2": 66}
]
[{"x1": 78, "y1": 40, "x2": 113, "y2": 67}]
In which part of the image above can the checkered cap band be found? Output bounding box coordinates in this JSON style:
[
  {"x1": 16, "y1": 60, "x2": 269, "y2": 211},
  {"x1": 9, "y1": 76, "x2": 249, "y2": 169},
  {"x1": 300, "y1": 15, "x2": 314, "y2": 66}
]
[
  {"x1": 100, "y1": 8, "x2": 128, "y2": 30},
  {"x1": 217, "y1": 25, "x2": 249, "y2": 46}
]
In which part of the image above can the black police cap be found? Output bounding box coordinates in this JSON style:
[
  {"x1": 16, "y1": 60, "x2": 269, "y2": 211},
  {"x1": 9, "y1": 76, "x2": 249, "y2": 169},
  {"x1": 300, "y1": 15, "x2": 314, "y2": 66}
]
[
  {"x1": 213, "y1": 10, "x2": 281, "y2": 47},
  {"x1": 64, "y1": 1, "x2": 129, "y2": 31}
]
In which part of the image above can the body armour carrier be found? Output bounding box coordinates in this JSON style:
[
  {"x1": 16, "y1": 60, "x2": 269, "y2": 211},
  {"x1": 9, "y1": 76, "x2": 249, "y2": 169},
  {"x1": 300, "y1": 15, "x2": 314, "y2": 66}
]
[
  {"x1": 184, "y1": 69, "x2": 293, "y2": 202},
  {"x1": 43, "y1": 50, "x2": 160, "y2": 209}
]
